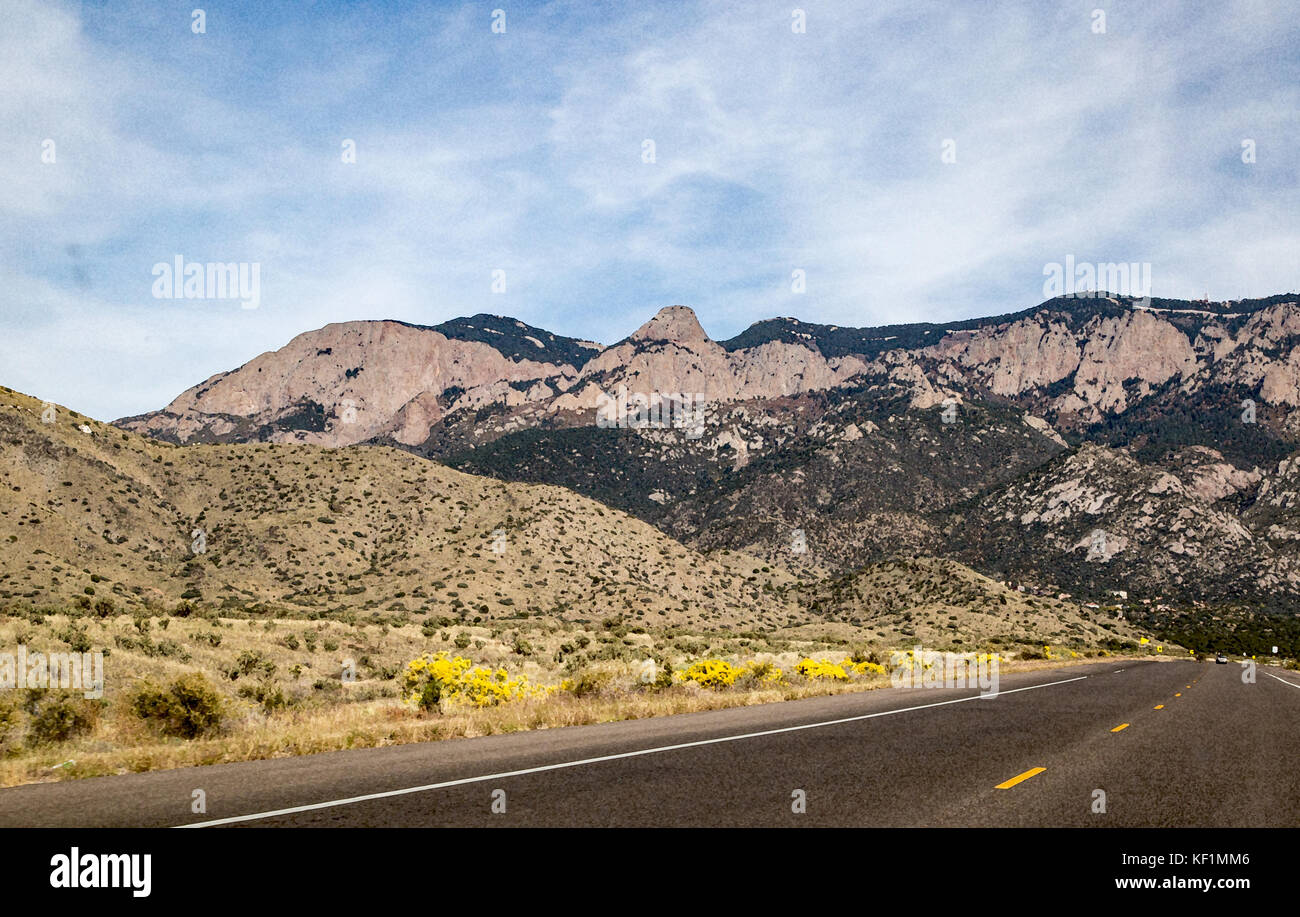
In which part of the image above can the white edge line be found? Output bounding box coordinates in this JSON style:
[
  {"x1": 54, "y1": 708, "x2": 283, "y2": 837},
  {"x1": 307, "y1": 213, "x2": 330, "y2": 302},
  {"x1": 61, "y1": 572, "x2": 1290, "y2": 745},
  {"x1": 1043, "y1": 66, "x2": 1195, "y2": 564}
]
[
  {"x1": 1266, "y1": 672, "x2": 1300, "y2": 690},
  {"x1": 176, "y1": 674, "x2": 1089, "y2": 828}
]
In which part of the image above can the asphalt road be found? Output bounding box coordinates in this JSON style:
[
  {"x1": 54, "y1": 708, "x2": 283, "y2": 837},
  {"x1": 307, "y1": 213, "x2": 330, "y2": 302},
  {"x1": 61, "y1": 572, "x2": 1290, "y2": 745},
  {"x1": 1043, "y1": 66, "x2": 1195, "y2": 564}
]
[{"x1": 2, "y1": 657, "x2": 1297, "y2": 827}]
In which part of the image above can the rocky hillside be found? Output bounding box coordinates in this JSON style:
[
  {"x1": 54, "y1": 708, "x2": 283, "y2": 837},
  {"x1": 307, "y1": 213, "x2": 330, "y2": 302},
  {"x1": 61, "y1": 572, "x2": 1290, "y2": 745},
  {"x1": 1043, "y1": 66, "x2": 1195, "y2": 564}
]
[
  {"x1": 944, "y1": 443, "x2": 1279, "y2": 602},
  {"x1": 1, "y1": 386, "x2": 808, "y2": 630},
  {"x1": 798, "y1": 556, "x2": 1137, "y2": 648},
  {"x1": 3, "y1": 384, "x2": 1136, "y2": 648}
]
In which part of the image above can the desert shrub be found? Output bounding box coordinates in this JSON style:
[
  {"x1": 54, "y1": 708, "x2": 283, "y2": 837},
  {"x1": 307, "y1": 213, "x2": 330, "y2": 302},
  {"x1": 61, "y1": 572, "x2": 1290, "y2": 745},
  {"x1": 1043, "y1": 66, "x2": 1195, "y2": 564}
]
[
  {"x1": 562, "y1": 669, "x2": 613, "y2": 697},
  {"x1": 849, "y1": 647, "x2": 883, "y2": 665},
  {"x1": 401, "y1": 652, "x2": 542, "y2": 712},
  {"x1": 131, "y1": 673, "x2": 225, "y2": 738},
  {"x1": 641, "y1": 659, "x2": 675, "y2": 689},
  {"x1": 228, "y1": 649, "x2": 276, "y2": 680},
  {"x1": 453, "y1": 632, "x2": 472, "y2": 649},
  {"x1": 114, "y1": 634, "x2": 145, "y2": 651},
  {"x1": 677, "y1": 659, "x2": 744, "y2": 689},
  {"x1": 740, "y1": 660, "x2": 786, "y2": 685},
  {"x1": 0, "y1": 695, "x2": 21, "y2": 754},
  {"x1": 237, "y1": 679, "x2": 291, "y2": 714},
  {"x1": 145, "y1": 639, "x2": 190, "y2": 661},
  {"x1": 23, "y1": 690, "x2": 101, "y2": 746},
  {"x1": 794, "y1": 658, "x2": 849, "y2": 681},
  {"x1": 57, "y1": 622, "x2": 93, "y2": 654}
]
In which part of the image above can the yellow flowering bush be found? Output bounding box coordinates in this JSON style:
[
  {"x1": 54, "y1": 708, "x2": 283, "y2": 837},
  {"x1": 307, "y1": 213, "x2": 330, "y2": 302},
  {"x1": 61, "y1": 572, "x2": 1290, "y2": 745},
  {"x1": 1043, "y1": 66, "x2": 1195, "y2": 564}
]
[
  {"x1": 795, "y1": 658, "x2": 849, "y2": 681},
  {"x1": 744, "y1": 660, "x2": 787, "y2": 685},
  {"x1": 893, "y1": 649, "x2": 935, "y2": 671},
  {"x1": 402, "y1": 652, "x2": 540, "y2": 711},
  {"x1": 676, "y1": 659, "x2": 744, "y2": 689},
  {"x1": 847, "y1": 660, "x2": 887, "y2": 677}
]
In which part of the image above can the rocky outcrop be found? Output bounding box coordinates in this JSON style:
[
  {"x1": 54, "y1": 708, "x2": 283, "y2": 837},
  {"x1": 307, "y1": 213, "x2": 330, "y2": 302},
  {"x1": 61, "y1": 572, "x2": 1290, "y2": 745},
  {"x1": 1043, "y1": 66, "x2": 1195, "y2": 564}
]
[
  {"x1": 120, "y1": 305, "x2": 871, "y2": 448},
  {"x1": 919, "y1": 307, "x2": 1202, "y2": 418},
  {"x1": 119, "y1": 320, "x2": 577, "y2": 447}
]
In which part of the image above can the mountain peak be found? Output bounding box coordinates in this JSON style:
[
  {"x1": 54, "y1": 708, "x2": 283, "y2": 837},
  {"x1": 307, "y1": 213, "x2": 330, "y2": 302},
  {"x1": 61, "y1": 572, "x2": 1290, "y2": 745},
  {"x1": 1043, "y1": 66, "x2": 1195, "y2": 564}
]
[{"x1": 630, "y1": 305, "x2": 710, "y2": 344}]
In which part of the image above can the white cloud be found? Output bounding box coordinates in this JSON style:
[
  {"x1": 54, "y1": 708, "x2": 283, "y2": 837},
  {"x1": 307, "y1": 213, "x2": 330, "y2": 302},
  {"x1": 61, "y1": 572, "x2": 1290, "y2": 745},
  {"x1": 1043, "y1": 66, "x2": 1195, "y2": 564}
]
[{"x1": 0, "y1": 0, "x2": 1296, "y2": 418}]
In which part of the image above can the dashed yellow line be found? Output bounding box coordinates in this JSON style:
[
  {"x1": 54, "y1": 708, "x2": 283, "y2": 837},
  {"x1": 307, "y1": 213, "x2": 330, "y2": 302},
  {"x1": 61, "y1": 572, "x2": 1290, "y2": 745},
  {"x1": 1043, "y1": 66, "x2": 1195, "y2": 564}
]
[
  {"x1": 1175, "y1": 693, "x2": 1182, "y2": 697},
  {"x1": 1154, "y1": 704, "x2": 1164, "y2": 710},
  {"x1": 996, "y1": 767, "x2": 1046, "y2": 789},
  {"x1": 1111, "y1": 723, "x2": 1130, "y2": 732}
]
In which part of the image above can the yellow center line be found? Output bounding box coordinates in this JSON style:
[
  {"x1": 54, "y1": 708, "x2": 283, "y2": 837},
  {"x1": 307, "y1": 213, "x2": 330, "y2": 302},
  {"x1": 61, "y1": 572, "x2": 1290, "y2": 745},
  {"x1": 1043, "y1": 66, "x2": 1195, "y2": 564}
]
[
  {"x1": 996, "y1": 767, "x2": 1046, "y2": 790},
  {"x1": 1175, "y1": 693, "x2": 1182, "y2": 697},
  {"x1": 1154, "y1": 704, "x2": 1164, "y2": 709},
  {"x1": 1111, "y1": 723, "x2": 1130, "y2": 732}
]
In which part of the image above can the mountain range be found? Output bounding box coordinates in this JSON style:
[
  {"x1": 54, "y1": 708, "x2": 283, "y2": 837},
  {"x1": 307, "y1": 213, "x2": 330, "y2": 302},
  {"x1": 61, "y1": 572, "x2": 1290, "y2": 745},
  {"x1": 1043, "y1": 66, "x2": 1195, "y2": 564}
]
[{"x1": 112, "y1": 292, "x2": 1300, "y2": 610}]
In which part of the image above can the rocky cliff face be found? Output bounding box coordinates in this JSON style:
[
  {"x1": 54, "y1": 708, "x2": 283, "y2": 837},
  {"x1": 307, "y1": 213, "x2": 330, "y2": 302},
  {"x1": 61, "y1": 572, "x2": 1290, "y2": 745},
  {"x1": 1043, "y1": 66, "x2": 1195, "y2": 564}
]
[
  {"x1": 118, "y1": 305, "x2": 868, "y2": 449},
  {"x1": 119, "y1": 296, "x2": 1300, "y2": 452},
  {"x1": 924, "y1": 307, "x2": 1200, "y2": 418},
  {"x1": 892, "y1": 298, "x2": 1300, "y2": 426},
  {"x1": 118, "y1": 319, "x2": 580, "y2": 447}
]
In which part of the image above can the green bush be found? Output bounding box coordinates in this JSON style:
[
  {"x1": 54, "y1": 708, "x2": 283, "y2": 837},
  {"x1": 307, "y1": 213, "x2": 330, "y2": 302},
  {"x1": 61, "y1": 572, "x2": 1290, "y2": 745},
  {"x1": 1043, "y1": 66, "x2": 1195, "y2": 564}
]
[
  {"x1": 564, "y1": 669, "x2": 613, "y2": 698},
  {"x1": 23, "y1": 690, "x2": 100, "y2": 746},
  {"x1": 58, "y1": 622, "x2": 93, "y2": 654},
  {"x1": 0, "y1": 695, "x2": 21, "y2": 754},
  {"x1": 131, "y1": 673, "x2": 224, "y2": 738},
  {"x1": 228, "y1": 649, "x2": 276, "y2": 680},
  {"x1": 237, "y1": 679, "x2": 291, "y2": 714}
]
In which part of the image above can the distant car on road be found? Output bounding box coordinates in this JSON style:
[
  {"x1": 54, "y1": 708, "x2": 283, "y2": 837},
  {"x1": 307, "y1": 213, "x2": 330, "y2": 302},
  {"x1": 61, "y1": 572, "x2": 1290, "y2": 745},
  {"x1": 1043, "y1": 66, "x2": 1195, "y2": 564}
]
[{"x1": 1216, "y1": 654, "x2": 1228, "y2": 664}]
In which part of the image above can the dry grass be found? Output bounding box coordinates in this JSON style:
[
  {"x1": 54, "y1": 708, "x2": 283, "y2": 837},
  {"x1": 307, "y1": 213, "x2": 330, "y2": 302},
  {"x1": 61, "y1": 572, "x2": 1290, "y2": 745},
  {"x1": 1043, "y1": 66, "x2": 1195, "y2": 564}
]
[{"x1": 0, "y1": 604, "x2": 1145, "y2": 787}]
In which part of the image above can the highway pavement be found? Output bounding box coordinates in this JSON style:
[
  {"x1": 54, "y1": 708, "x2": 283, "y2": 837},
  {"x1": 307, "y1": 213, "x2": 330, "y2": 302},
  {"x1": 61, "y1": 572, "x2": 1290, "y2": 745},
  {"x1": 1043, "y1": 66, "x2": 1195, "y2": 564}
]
[{"x1": 1, "y1": 657, "x2": 1296, "y2": 827}]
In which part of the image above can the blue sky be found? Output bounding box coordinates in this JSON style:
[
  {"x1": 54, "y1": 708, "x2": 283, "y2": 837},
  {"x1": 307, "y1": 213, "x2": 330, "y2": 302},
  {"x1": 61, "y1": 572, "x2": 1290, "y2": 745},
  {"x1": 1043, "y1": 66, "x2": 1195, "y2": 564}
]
[{"x1": 2, "y1": 0, "x2": 1298, "y2": 420}]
